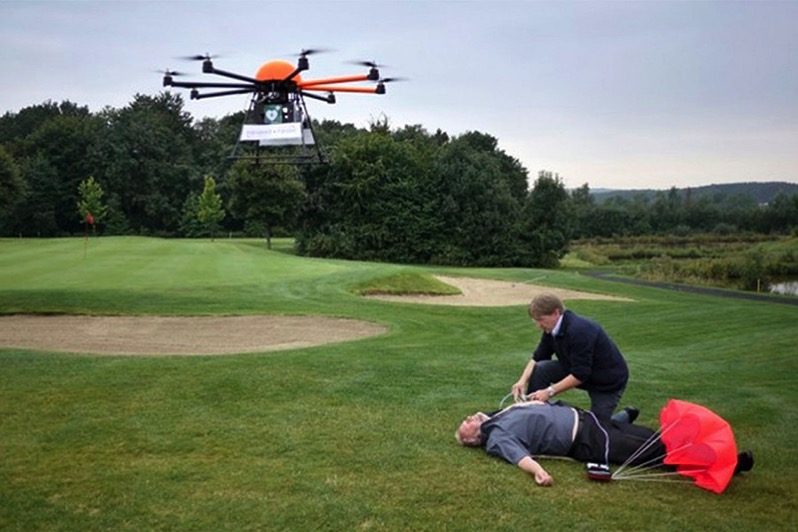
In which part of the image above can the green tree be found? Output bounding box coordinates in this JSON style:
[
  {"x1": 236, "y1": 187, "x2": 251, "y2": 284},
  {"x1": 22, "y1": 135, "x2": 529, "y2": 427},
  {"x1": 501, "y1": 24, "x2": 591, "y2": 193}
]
[
  {"x1": 10, "y1": 110, "x2": 102, "y2": 235},
  {"x1": 650, "y1": 187, "x2": 685, "y2": 233},
  {"x1": 0, "y1": 100, "x2": 90, "y2": 149},
  {"x1": 197, "y1": 175, "x2": 225, "y2": 240},
  {"x1": 76, "y1": 175, "x2": 108, "y2": 229},
  {"x1": 316, "y1": 126, "x2": 440, "y2": 262},
  {"x1": 570, "y1": 183, "x2": 595, "y2": 239},
  {"x1": 192, "y1": 114, "x2": 241, "y2": 186},
  {"x1": 179, "y1": 192, "x2": 203, "y2": 237},
  {"x1": 0, "y1": 146, "x2": 26, "y2": 235},
  {"x1": 589, "y1": 204, "x2": 634, "y2": 238},
  {"x1": 17, "y1": 154, "x2": 58, "y2": 236},
  {"x1": 518, "y1": 170, "x2": 572, "y2": 267},
  {"x1": 684, "y1": 195, "x2": 721, "y2": 232},
  {"x1": 228, "y1": 161, "x2": 306, "y2": 249},
  {"x1": 433, "y1": 131, "x2": 528, "y2": 266},
  {"x1": 760, "y1": 192, "x2": 798, "y2": 234},
  {"x1": 90, "y1": 93, "x2": 200, "y2": 235},
  {"x1": 297, "y1": 126, "x2": 532, "y2": 266}
]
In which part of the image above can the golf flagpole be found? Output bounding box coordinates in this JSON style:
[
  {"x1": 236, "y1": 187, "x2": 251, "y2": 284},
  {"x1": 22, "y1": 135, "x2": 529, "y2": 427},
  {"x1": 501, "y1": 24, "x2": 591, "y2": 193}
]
[{"x1": 84, "y1": 211, "x2": 94, "y2": 258}]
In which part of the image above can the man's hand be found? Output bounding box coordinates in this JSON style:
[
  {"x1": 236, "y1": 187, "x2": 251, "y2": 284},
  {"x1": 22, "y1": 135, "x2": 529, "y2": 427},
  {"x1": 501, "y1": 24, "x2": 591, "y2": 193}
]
[
  {"x1": 534, "y1": 469, "x2": 553, "y2": 487},
  {"x1": 517, "y1": 456, "x2": 553, "y2": 487},
  {"x1": 511, "y1": 381, "x2": 526, "y2": 400},
  {"x1": 513, "y1": 359, "x2": 536, "y2": 400},
  {"x1": 528, "y1": 388, "x2": 551, "y2": 402}
]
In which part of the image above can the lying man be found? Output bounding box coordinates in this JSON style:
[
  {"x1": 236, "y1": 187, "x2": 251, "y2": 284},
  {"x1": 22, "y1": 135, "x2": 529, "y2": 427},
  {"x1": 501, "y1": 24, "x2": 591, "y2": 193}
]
[{"x1": 456, "y1": 399, "x2": 753, "y2": 487}]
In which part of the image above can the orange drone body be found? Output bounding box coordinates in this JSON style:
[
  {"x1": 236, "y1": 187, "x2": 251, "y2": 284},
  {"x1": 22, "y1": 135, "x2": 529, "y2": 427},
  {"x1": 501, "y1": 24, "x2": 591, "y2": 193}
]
[
  {"x1": 256, "y1": 60, "x2": 302, "y2": 83},
  {"x1": 256, "y1": 59, "x2": 374, "y2": 93}
]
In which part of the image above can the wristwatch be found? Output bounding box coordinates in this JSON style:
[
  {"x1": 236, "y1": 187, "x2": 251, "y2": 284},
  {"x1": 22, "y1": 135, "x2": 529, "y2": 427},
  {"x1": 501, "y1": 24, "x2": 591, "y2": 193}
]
[{"x1": 547, "y1": 386, "x2": 556, "y2": 397}]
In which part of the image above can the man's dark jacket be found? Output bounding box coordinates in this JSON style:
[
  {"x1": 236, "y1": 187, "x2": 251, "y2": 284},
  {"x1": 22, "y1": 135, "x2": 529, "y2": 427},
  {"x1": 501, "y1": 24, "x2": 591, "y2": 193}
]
[{"x1": 532, "y1": 309, "x2": 628, "y2": 392}]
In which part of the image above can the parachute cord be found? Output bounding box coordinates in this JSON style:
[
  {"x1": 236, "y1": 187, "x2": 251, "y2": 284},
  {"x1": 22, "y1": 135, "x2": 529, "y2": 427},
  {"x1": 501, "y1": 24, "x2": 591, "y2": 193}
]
[
  {"x1": 614, "y1": 439, "x2": 706, "y2": 480},
  {"x1": 614, "y1": 470, "x2": 688, "y2": 479},
  {"x1": 612, "y1": 455, "x2": 670, "y2": 479},
  {"x1": 612, "y1": 427, "x2": 669, "y2": 478},
  {"x1": 611, "y1": 473, "x2": 696, "y2": 485},
  {"x1": 612, "y1": 419, "x2": 702, "y2": 480},
  {"x1": 612, "y1": 422, "x2": 674, "y2": 478}
]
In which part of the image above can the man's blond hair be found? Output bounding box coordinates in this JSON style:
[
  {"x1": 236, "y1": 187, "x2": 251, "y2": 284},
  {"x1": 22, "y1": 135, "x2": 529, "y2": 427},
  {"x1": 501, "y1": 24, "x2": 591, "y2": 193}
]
[{"x1": 528, "y1": 293, "x2": 565, "y2": 318}]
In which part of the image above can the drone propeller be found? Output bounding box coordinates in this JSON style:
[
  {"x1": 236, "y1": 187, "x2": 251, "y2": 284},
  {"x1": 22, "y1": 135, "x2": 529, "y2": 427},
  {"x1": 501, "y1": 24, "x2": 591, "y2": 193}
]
[
  {"x1": 378, "y1": 77, "x2": 407, "y2": 84},
  {"x1": 296, "y1": 48, "x2": 333, "y2": 57},
  {"x1": 155, "y1": 69, "x2": 187, "y2": 77},
  {"x1": 348, "y1": 60, "x2": 388, "y2": 69},
  {"x1": 374, "y1": 76, "x2": 405, "y2": 95},
  {"x1": 179, "y1": 53, "x2": 221, "y2": 62}
]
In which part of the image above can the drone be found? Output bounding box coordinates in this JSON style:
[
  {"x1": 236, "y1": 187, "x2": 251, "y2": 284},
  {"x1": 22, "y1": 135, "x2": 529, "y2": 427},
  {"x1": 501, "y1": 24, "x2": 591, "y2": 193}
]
[{"x1": 161, "y1": 49, "x2": 399, "y2": 163}]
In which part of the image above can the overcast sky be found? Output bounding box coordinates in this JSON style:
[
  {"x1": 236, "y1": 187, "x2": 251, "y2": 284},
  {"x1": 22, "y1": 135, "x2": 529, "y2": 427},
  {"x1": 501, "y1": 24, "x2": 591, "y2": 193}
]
[{"x1": 1, "y1": 0, "x2": 796, "y2": 190}]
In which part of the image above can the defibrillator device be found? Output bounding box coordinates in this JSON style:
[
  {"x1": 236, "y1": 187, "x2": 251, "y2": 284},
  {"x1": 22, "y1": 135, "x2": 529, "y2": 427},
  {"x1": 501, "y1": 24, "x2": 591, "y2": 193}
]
[{"x1": 586, "y1": 462, "x2": 612, "y2": 482}]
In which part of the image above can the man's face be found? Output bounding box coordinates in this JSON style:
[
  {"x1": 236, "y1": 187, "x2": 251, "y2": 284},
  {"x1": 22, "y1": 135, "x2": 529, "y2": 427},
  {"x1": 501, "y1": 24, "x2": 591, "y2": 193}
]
[
  {"x1": 458, "y1": 413, "x2": 488, "y2": 445},
  {"x1": 532, "y1": 309, "x2": 561, "y2": 334}
]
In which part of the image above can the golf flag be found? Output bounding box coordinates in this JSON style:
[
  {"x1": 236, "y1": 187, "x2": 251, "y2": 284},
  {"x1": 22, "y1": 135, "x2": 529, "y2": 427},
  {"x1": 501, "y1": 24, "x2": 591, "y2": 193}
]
[{"x1": 85, "y1": 212, "x2": 94, "y2": 226}]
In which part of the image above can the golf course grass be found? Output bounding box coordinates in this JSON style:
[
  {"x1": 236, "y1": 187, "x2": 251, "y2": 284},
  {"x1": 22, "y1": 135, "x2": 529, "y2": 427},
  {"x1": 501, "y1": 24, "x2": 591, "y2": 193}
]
[{"x1": 1, "y1": 237, "x2": 796, "y2": 531}]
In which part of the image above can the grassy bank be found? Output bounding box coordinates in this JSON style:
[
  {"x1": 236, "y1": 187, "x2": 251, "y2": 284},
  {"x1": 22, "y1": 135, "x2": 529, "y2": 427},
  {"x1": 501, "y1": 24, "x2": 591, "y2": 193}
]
[{"x1": 567, "y1": 234, "x2": 798, "y2": 293}]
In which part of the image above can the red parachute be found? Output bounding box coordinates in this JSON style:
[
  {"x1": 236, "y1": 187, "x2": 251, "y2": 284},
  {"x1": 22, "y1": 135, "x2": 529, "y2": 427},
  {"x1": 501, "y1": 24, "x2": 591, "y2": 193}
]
[{"x1": 659, "y1": 399, "x2": 738, "y2": 494}]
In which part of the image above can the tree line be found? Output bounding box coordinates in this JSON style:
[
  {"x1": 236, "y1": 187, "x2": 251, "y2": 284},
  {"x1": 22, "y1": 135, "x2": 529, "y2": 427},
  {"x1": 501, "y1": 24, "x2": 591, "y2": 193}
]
[{"x1": 1, "y1": 94, "x2": 796, "y2": 268}]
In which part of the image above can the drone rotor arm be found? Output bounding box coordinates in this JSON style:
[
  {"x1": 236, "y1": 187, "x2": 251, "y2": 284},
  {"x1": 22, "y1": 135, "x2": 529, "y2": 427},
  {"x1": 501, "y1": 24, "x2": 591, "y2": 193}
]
[
  {"x1": 203, "y1": 67, "x2": 260, "y2": 84},
  {"x1": 302, "y1": 85, "x2": 381, "y2": 94},
  {"x1": 300, "y1": 91, "x2": 336, "y2": 104},
  {"x1": 167, "y1": 80, "x2": 256, "y2": 90},
  {"x1": 299, "y1": 74, "x2": 371, "y2": 87},
  {"x1": 282, "y1": 64, "x2": 309, "y2": 82},
  {"x1": 191, "y1": 88, "x2": 257, "y2": 100}
]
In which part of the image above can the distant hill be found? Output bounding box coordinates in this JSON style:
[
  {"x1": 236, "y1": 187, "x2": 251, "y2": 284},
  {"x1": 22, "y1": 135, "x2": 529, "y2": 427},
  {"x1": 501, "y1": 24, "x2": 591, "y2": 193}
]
[{"x1": 591, "y1": 181, "x2": 798, "y2": 205}]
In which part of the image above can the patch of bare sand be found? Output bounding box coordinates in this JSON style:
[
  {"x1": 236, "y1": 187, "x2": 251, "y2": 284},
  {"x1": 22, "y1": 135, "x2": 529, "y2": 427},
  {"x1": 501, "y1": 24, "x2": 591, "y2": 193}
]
[
  {"x1": 0, "y1": 315, "x2": 387, "y2": 356},
  {"x1": 365, "y1": 275, "x2": 632, "y2": 307}
]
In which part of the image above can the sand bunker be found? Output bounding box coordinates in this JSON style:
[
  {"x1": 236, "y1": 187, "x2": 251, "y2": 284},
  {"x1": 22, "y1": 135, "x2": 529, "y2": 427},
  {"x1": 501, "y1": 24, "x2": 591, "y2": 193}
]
[
  {"x1": 365, "y1": 275, "x2": 630, "y2": 306},
  {"x1": 0, "y1": 276, "x2": 628, "y2": 355},
  {"x1": 0, "y1": 315, "x2": 387, "y2": 356}
]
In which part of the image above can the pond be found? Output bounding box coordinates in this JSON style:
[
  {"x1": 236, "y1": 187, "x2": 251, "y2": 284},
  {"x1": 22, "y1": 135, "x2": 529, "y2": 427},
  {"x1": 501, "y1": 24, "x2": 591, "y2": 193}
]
[{"x1": 769, "y1": 281, "x2": 798, "y2": 296}]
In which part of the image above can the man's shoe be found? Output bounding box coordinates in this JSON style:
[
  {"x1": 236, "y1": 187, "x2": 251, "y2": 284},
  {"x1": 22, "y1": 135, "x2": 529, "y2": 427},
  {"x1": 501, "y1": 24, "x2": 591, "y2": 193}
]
[
  {"x1": 734, "y1": 450, "x2": 754, "y2": 475},
  {"x1": 623, "y1": 406, "x2": 639, "y2": 424},
  {"x1": 611, "y1": 406, "x2": 639, "y2": 424}
]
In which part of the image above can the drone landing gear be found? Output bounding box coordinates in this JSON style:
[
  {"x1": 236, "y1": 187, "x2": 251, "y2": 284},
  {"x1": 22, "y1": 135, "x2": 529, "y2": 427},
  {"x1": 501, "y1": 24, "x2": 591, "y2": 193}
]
[
  {"x1": 229, "y1": 93, "x2": 326, "y2": 165},
  {"x1": 230, "y1": 152, "x2": 326, "y2": 166}
]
